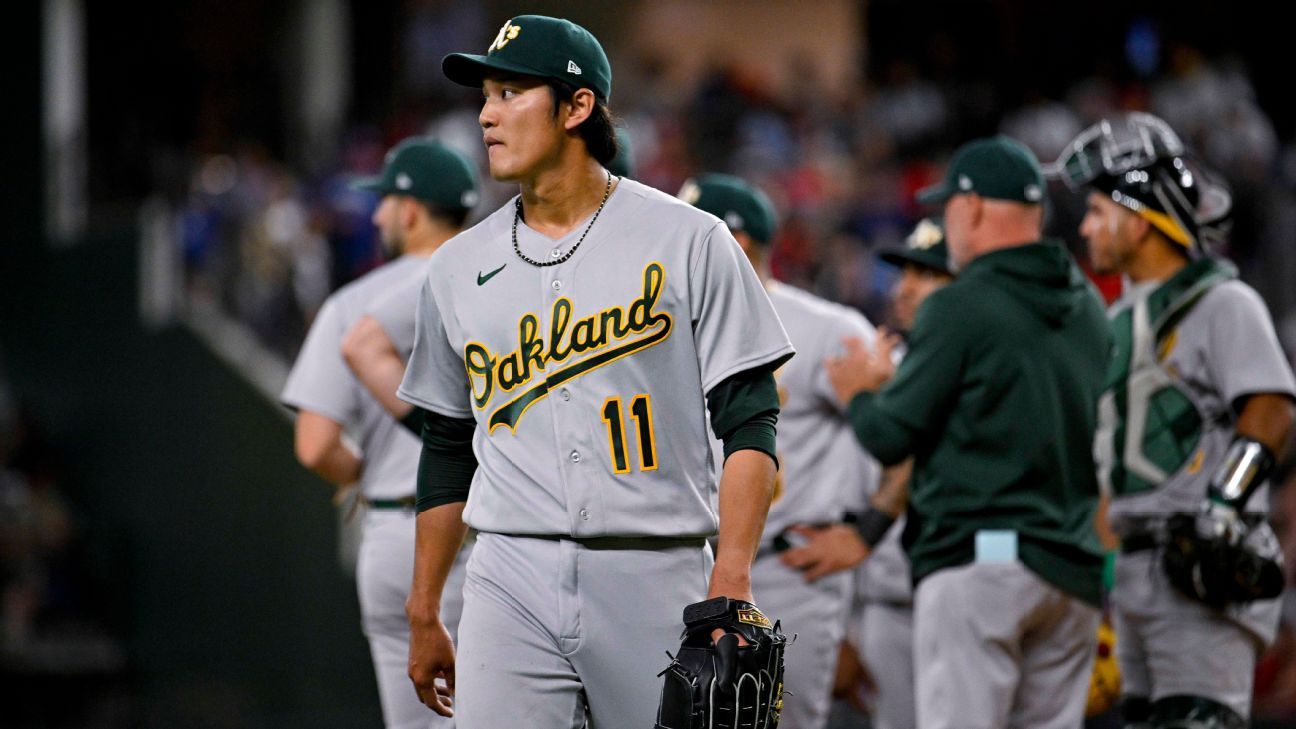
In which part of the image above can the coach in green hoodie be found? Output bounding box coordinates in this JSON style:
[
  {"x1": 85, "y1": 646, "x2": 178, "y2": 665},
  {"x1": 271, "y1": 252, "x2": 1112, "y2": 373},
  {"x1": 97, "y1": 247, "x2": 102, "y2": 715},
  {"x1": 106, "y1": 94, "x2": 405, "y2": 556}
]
[{"x1": 827, "y1": 136, "x2": 1110, "y2": 729}]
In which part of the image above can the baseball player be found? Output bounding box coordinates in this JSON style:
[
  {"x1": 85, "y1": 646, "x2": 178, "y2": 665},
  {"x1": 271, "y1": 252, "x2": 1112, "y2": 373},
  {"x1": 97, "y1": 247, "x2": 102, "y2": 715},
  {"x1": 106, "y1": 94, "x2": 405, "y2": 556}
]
[
  {"x1": 282, "y1": 137, "x2": 479, "y2": 729},
  {"x1": 846, "y1": 217, "x2": 954, "y2": 729},
  {"x1": 1053, "y1": 111, "x2": 1295, "y2": 728},
  {"x1": 395, "y1": 16, "x2": 793, "y2": 728},
  {"x1": 827, "y1": 136, "x2": 1110, "y2": 729},
  {"x1": 680, "y1": 173, "x2": 879, "y2": 729}
]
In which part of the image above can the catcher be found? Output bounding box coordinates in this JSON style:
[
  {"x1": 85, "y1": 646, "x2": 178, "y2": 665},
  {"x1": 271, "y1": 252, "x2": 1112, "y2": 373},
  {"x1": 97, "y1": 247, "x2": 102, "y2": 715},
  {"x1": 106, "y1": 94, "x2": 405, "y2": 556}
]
[{"x1": 1053, "y1": 111, "x2": 1294, "y2": 729}]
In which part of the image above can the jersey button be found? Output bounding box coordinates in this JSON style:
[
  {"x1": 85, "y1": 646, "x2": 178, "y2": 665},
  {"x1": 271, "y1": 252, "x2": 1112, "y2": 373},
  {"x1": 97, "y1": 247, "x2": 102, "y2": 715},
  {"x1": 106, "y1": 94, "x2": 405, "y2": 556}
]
[
  {"x1": 550, "y1": 248, "x2": 562, "y2": 258},
  {"x1": 560, "y1": 388, "x2": 571, "y2": 401},
  {"x1": 570, "y1": 450, "x2": 582, "y2": 463},
  {"x1": 579, "y1": 508, "x2": 590, "y2": 520},
  {"x1": 551, "y1": 280, "x2": 563, "y2": 291}
]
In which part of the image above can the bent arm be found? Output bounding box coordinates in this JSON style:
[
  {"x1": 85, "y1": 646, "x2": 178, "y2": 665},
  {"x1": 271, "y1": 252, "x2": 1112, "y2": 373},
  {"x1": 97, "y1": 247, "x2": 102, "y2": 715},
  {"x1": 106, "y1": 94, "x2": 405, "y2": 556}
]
[
  {"x1": 1236, "y1": 393, "x2": 1295, "y2": 459},
  {"x1": 342, "y1": 315, "x2": 414, "y2": 420},
  {"x1": 293, "y1": 410, "x2": 362, "y2": 485}
]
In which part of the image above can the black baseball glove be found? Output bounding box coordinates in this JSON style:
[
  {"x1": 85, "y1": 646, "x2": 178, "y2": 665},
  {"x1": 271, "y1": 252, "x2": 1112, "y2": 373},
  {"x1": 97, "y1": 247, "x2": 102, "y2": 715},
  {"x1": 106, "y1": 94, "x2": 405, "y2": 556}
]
[
  {"x1": 1162, "y1": 512, "x2": 1284, "y2": 609},
  {"x1": 655, "y1": 596, "x2": 787, "y2": 729}
]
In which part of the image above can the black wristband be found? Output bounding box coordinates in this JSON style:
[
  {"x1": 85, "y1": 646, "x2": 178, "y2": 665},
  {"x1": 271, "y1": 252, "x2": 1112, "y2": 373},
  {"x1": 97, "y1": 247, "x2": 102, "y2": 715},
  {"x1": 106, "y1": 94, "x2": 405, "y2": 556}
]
[{"x1": 853, "y1": 506, "x2": 896, "y2": 548}]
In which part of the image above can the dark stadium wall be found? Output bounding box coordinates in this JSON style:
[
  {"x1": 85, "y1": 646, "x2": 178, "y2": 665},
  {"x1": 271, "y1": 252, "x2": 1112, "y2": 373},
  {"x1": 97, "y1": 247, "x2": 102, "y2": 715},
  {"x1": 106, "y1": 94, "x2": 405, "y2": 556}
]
[{"x1": 0, "y1": 231, "x2": 381, "y2": 727}]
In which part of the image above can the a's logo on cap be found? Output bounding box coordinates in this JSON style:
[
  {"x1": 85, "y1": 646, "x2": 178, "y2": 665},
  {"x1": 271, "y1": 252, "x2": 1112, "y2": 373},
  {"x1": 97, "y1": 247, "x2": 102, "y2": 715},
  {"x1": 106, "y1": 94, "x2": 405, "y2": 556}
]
[
  {"x1": 461, "y1": 190, "x2": 479, "y2": 208},
  {"x1": 958, "y1": 174, "x2": 974, "y2": 191},
  {"x1": 1024, "y1": 184, "x2": 1043, "y2": 202},
  {"x1": 724, "y1": 212, "x2": 745, "y2": 230},
  {"x1": 567, "y1": 60, "x2": 582, "y2": 75},
  {"x1": 677, "y1": 180, "x2": 701, "y2": 205},
  {"x1": 488, "y1": 21, "x2": 521, "y2": 52},
  {"x1": 396, "y1": 173, "x2": 413, "y2": 190},
  {"x1": 908, "y1": 219, "x2": 943, "y2": 250}
]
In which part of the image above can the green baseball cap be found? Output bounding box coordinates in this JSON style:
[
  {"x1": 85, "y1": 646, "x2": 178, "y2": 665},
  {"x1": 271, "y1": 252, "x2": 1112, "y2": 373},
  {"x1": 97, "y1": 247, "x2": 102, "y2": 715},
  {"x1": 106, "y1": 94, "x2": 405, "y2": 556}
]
[
  {"x1": 443, "y1": 15, "x2": 612, "y2": 101},
  {"x1": 916, "y1": 136, "x2": 1045, "y2": 206},
  {"x1": 878, "y1": 217, "x2": 953, "y2": 274},
  {"x1": 677, "y1": 173, "x2": 778, "y2": 245},
  {"x1": 352, "y1": 137, "x2": 479, "y2": 210}
]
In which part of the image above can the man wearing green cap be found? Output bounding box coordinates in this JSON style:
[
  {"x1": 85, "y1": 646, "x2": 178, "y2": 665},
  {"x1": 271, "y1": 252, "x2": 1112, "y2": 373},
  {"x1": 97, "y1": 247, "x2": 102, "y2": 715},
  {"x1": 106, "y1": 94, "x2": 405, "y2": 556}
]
[
  {"x1": 396, "y1": 16, "x2": 793, "y2": 728},
  {"x1": 826, "y1": 136, "x2": 1110, "y2": 729},
  {"x1": 680, "y1": 173, "x2": 879, "y2": 729},
  {"x1": 281, "y1": 136, "x2": 478, "y2": 729}
]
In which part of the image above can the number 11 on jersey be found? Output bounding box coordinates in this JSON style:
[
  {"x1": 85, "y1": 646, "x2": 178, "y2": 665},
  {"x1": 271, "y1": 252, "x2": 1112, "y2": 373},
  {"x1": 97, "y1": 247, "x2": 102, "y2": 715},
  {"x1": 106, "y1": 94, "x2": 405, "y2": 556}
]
[{"x1": 601, "y1": 394, "x2": 658, "y2": 473}]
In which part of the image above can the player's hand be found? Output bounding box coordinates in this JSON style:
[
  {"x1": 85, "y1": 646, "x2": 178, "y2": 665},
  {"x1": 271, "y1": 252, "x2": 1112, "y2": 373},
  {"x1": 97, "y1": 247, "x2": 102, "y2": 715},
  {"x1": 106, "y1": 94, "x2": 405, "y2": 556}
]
[
  {"x1": 779, "y1": 524, "x2": 871, "y2": 582},
  {"x1": 406, "y1": 605, "x2": 457, "y2": 716},
  {"x1": 825, "y1": 329, "x2": 901, "y2": 407}
]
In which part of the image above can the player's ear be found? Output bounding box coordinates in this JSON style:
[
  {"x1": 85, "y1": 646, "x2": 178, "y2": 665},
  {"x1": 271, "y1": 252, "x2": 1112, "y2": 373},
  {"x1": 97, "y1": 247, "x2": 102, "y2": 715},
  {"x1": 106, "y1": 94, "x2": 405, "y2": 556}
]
[
  {"x1": 400, "y1": 197, "x2": 421, "y2": 231},
  {"x1": 1127, "y1": 212, "x2": 1153, "y2": 244},
  {"x1": 967, "y1": 193, "x2": 985, "y2": 229},
  {"x1": 563, "y1": 88, "x2": 596, "y2": 131}
]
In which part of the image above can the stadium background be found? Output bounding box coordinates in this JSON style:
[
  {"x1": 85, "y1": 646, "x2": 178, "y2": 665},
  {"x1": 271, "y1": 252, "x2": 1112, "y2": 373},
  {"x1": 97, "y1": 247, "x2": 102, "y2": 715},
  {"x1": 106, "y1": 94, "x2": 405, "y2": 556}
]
[{"x1": 4, "y1": 0, "x2": 1296, "y2": 726}]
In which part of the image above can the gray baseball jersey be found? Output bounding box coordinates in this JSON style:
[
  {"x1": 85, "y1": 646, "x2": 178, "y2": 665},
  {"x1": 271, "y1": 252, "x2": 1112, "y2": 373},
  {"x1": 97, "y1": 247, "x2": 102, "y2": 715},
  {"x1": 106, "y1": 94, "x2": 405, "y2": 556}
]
[
  {"x1": 735, "y1": 282, "x2": 877, "y2": 729},
  {"x1": 759, "y1": 281, "x2": 879, "y2": 534},
  {"x1": 1102, "y1": 278, "x2": 1296, "y2": 527},
  {"x1": 282, "y1": 252, "x2": 466, "y2": 729},
  {"x1": 398, "y1": 178, "x2": 795, "y2": 537},
  {"x1": 282, "y1": 254, "x2": 431, "y2": 500},
  {"x1": 367, "y1": 269, "x2": 422, "y2": 357}
]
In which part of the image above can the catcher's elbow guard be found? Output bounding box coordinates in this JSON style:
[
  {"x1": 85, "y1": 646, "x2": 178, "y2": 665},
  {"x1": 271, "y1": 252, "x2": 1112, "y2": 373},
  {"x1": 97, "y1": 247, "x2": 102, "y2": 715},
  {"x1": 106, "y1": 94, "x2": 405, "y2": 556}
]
[
  {"x1": 1207, "y1": 435, "x2": 1276, "y2": 512},
  {"x1": 655, "y1": 597, "x2": 787, "y2": 729}
]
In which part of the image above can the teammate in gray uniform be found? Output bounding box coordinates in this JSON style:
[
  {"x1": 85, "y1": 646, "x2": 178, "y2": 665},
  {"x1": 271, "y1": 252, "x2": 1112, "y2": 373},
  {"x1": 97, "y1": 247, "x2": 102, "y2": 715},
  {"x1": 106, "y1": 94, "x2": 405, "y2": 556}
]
[
  {"x1": 282, "y1": 137, "x2": 478, "y2": 729},
  {"x1": 395, "y1": 16, "x2": 793, "y2": 727},
  {"x1": 681, "y1": 173, "x2": 879, "y2": 729},
  {"x1": 1052, "y1": 112, "x2": 1296, "y2": 729},
  {"x1": 844, "y1": 217, "x2": 954, "y2": 729}
]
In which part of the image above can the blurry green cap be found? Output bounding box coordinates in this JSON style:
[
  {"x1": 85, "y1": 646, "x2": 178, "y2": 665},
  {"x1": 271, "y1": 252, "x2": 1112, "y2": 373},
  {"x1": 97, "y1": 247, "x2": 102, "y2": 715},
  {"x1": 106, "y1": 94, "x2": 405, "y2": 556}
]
[
  {"x1": 917, "y1": 136, "x2": 1044, "y2": 206},
  {"x1": 351, "y1": 137, "x2": 479, "y2": 209},
  {"x1": 678, "y1": 173, "x2": 778, "y2": 245}
]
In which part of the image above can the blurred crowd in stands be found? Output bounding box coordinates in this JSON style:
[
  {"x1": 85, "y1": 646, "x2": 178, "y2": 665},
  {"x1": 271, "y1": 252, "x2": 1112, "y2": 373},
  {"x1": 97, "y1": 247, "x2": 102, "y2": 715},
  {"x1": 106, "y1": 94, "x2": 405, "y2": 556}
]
[
  {"x1": 159, "y1": 34, "x2": 1296, "y2": 721},
  {"x1": 0, "y1": 356, "x2": 128, "y2": 727},
  {"x1": 167, "y1": 39, "x2": 1296, "y2": 362}
]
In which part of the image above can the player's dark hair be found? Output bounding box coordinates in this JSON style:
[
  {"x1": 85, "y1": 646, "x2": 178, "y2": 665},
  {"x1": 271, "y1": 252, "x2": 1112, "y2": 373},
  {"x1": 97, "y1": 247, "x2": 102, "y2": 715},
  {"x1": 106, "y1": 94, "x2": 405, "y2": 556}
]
[
  {"x1": 414, "y1": 200, "x2": 471, "y2": 229},
  {"x1": 547, "y1": 79, "x2": 618, "y2": 166}
]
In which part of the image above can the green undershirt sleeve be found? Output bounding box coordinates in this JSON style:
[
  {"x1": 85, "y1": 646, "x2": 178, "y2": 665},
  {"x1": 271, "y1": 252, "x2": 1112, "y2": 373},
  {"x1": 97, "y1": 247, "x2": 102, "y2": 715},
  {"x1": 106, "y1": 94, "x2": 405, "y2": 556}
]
[
  {"x1": 706, "y1": 367, "x2": 781, "y2": 466},
  {"x1": 414, "y1": 409, "x2": 478, "y2": 513}
]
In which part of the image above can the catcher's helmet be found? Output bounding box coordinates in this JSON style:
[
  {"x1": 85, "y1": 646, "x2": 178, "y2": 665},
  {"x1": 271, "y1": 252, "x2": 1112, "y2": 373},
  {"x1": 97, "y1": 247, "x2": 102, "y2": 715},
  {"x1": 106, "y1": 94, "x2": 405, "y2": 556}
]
[{"x1": 1046, "y1": 112, "x2": 1231, "y2": 253}]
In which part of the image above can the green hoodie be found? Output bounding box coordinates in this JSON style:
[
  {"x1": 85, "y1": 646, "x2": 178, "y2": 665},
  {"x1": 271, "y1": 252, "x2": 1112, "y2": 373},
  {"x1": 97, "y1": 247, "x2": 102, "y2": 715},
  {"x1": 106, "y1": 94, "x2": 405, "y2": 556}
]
[{"x1": 849, "y1": 239, "x2": 1110, "y2": 605}]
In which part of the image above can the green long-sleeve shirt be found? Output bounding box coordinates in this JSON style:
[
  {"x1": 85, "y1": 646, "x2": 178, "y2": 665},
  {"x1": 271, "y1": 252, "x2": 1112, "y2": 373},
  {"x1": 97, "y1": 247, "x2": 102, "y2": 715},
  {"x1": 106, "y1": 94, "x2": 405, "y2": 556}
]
[{"x1": 849, "y1": 240, "x2": 1110, "y2": 605}]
